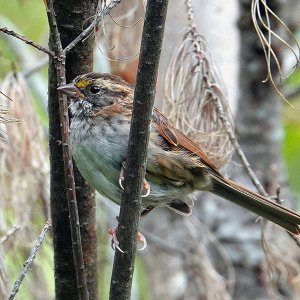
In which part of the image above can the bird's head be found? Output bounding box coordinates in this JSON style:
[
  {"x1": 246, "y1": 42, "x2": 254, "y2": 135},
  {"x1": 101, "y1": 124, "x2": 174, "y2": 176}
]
[{"x1": 58, "y1": 72, "x2": 133, "y2": 117}]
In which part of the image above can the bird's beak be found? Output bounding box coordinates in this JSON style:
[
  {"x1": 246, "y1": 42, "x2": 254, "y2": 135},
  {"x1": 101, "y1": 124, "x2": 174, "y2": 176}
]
[{"x1": 57, "y1": 83, "x2": 84, "y2": 99}]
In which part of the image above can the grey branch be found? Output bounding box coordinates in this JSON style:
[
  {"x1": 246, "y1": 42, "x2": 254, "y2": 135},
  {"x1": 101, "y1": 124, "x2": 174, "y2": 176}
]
[
  {"x1": 8, "y1": 223, "x2": 51, "y2": 300},
  {"x1": 0, "y1": 27, "x2": 54, "y2": 56}
]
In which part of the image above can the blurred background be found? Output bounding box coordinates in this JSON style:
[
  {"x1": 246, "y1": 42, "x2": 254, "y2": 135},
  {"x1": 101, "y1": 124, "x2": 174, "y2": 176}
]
[{"x1": 1, "y1": 0, "x2": 300, "y2": 299}]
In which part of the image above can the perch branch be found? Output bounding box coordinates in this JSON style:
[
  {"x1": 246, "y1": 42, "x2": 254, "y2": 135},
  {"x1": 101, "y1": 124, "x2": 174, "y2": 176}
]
[{"x1": 109, "y1": 1, "x2": 169, "y2": 299}]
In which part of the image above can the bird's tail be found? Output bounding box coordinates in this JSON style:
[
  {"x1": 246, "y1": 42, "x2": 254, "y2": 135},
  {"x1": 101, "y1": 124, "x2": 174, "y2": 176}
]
[{"x1": 209, "y1": 174, "x2": 300, "y2": 235}]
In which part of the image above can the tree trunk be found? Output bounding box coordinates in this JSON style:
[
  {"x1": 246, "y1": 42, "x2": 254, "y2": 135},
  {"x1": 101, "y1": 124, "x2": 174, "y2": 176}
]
[{"x1": 48, "y1": 0, "x2": 98, "y2": 298}]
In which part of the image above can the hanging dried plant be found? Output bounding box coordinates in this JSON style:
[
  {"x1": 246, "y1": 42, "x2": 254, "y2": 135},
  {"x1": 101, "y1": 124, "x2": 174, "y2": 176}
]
[
  {"x1": 95, "y1": 0, "x2": 145, "y2": 83},
  {"x1": 251, "y1": 0, "x2": 300, "y2": 105},
  {"x1": 163, "y1": 0, "x2": 234, "y2": 169},
  {"x1": 0, "y1": 73, "x2": 49, "y2": 239}
]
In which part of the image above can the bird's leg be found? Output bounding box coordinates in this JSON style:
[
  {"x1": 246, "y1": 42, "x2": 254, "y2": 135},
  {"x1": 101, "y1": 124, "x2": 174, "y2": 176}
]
[
  {"x1": 142, "y1": 178, "x2": 151, "y2": 197},
  {"x1": 108, "y1": 227, "x2": 124, "y2": 253},
  {"x1": 108, "y1": 213, "x2": 148, "y2": 253},
  {"x1": 118, "y1": 161, "x2": 151, "y2": 197},
  {"x1": 108, "y1": 227, "x2": 147, "y2": 253}
]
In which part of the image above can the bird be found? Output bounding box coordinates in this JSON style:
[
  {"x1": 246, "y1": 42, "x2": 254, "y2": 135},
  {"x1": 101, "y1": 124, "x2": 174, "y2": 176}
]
[{"x1": 57, "y1": 72, "x2": 300, "y2": 239}]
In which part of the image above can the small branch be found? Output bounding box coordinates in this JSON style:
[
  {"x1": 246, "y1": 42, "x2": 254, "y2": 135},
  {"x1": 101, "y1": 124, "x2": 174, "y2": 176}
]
[
  {"x1": 0, "y1": 27, "x2": 54, "y2": 57},
  {"x1": 63, "y1": 0, "x2": 121, "y2": 54},
  {"x1": 46, "y1": 1, "x2": 89, "y2": 299},
  {"x1": 109, "y1": 1, "x2": 169, "y2": 299},
  {"x1": 7, "y1": 223, "x2": 51, "y2": 300}
]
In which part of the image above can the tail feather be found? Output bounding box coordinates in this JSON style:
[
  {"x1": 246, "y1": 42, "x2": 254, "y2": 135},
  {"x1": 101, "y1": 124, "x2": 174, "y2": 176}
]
[{"x1": 210, "y1": 174, "x2": 300, "y2": 235}]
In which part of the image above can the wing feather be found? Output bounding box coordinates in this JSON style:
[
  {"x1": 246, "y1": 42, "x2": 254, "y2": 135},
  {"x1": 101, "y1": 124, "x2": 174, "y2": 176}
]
[{"x1": 152, "y1": 107, "x2": 220, "y2": 174}]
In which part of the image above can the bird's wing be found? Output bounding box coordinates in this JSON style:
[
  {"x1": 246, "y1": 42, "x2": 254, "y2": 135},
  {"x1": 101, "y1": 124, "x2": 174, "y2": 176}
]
[{"x1": 151, "y1": 107, "x2": 221, "y2": 175}]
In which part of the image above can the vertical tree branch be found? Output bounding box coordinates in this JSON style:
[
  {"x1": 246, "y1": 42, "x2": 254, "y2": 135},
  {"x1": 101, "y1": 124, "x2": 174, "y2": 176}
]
[
  {"x1": 109, "y1": 1, "x2": 169, "y2": 299},
  {"x1": 47, "y1": 0, "x2": 98, "y2": 298},
  {"x1": 46, "y1": 0, "x2": 89, "y2": 299}
]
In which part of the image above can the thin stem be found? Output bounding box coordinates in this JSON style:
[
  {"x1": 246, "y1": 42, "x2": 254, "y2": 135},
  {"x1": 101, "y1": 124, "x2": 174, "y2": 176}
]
[
  {"x1": 0, "y1": 27, "x2": 54, "y2": 56},
  {"x1": 8, "y1": 223, "x2": 51, "y2": 300}
]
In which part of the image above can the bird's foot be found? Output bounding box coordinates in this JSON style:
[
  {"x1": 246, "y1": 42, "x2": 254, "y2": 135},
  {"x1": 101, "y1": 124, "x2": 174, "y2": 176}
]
[
  {"x1": 118, "y1": 161, "x2": 151, "y2": 197},
  {"x1": 118, "y1": 162, "x2": 126, "y2": 190},
  {"x1": 108, "y1": 227, "x2": 147, "y2": 253},
  {"x1": 108, "y1": 227, "x2": 124, "y2": 253},
  {"x1": 137, "y1": 231, "x2": 147, "y2": 251},
  {"x1": 142, "y1": 179, "x2": 150, "y2": 197}
]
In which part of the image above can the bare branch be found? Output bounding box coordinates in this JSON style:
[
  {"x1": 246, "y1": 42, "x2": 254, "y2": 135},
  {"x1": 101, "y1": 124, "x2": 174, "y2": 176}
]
[
  {"x1": 8, "y1": 223, "x2": 51, "y2": 300},
  {"x1": 0, "y1": 27, "x2": 54, "y2": 56},
  {"x1": 109, "y1": 1, "x2": 169, "y2": 299}
]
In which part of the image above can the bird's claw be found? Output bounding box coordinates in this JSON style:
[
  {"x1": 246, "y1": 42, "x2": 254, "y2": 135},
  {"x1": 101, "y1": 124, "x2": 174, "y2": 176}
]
[
  {"x1": 108, "y1": 227, "x2": 147, "y2": 252},
  {"x1": 141, "y1": 179, "x2": 150, "y2": 198},
  {"x1": 118, "y1": 177, "x2": 124, "y2": 190},
  {"x1": 118, "y1": 162, "x2": 151, "y2": 197},
  {"x1": 137, "y1": 231, "x2": 147, "y2": 251},
  {"x1": 118, "y1": 163, "x2": 125, "y2": 190},
  {"x1": 108, "y1": 227, "x2": 124, "y2": 253}
]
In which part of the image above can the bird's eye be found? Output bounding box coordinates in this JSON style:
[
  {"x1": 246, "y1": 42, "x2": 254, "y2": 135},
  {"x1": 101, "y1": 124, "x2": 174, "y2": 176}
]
[{"x1": 90, "y1": 85, "x2": 101, "y2": 94}]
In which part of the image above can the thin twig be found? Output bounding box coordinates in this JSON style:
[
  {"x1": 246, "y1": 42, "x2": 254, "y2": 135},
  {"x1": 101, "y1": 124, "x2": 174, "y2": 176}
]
[
  {"x1": 7, "y1": 223, "x2": 51, "y2": 300},
  {"x1": 0, "y1": 27, "x2": 54, "y2": 57},
  {"x1": 46, "y1": 1, "x2": 89, "y2": 299},
  {"x1": 64, "y1": 0, "x2": 121, "y2": 54}
]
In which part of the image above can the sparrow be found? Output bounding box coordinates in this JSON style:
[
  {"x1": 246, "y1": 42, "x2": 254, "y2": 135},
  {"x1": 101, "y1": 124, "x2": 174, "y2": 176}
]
[{"x1": 57, "y1": 72, "x2": 300, "y2": 236}]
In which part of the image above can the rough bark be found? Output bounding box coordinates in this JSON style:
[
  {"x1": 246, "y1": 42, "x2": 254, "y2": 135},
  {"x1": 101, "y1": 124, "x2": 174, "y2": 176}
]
[{"x1": 48, "y1": 0, "x2": 98, "y2": 299}]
